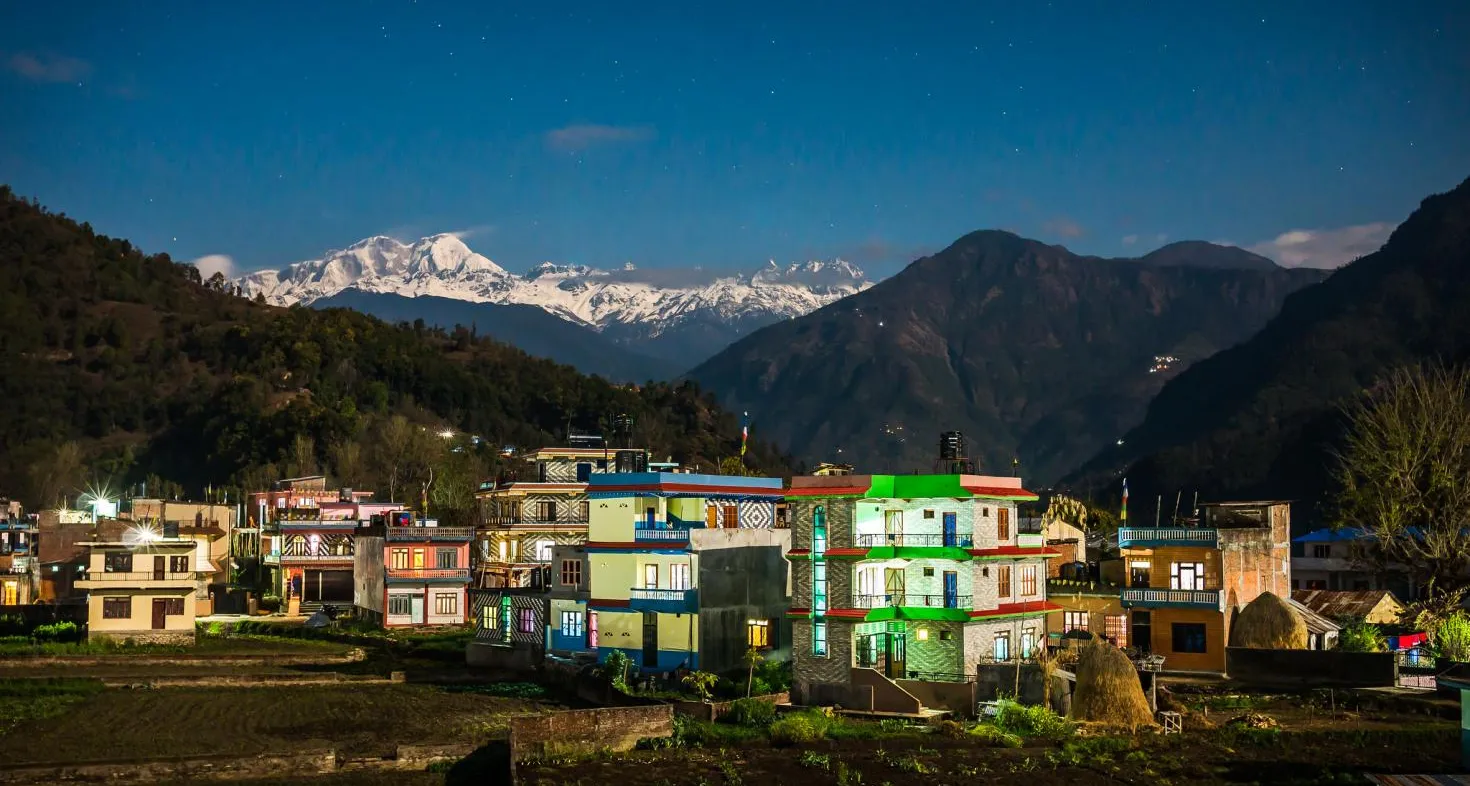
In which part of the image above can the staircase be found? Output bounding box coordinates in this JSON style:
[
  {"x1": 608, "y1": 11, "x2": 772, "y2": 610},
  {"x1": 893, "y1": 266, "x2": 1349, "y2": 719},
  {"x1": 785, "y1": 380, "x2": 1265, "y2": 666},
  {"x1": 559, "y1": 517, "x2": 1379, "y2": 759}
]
[{"x1": 848, "y1": 668, "x2": 924, "y2": 714}]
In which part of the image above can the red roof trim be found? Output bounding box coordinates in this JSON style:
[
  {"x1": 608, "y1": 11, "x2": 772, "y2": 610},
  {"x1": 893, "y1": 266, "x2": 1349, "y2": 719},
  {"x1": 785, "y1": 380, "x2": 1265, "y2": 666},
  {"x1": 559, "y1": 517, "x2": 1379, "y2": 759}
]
[
  {"x1": 961, "y1": 485, "x2": 1039, "y2": 499},
  {"x1": 784, "y1": 485, "x2": 869, "y2": 498},
  {"x1": 824, "y1": 608, "x2": 870, "y2": 619},
  {"x1": 788, "y1": 607, "x2": 811, "y2": 615},
  {"x1": 824, "y1": 548, "x2": 868, "y2": 557},
  {"x1": 589, "y1": 598, "x2": 631, "y2": 608},
  {"x1": 786, "y1": 549, "x2": 811, "y2": 557},
  {"x1": 967, "y1": 546, "x2": 1063, "y2": 559},
  {"x1": 591, "y1": 482, "x2": 784, "y2": 497},
  {"x1": 968, "y1": 600, "x2": 1063, "y2": 619}
]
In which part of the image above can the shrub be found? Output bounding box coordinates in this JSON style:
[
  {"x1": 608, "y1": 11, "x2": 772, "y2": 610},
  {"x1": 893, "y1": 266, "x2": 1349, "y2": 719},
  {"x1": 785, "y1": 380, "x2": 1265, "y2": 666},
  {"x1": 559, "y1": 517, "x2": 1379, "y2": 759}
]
[
  {"x1": 30, "y1": 621, "x2": 80, "y2": 643},
  {"x1": 1337, "y1": 622, "x2": 1385, "y2": 652},
  {"x1": 994, "y1": 699, "x2": 1075, "y2": 740},
  {"x1": 683, "y1": 670, "x2": 719, "y2": 702},
  {"x1": 797, "y1": 750, "x2": 831, "y2": 769},
  {"x1": 967, "y1": 723, "x2": 1023, "y2": 748},
  {"x1": 1434, "y1": 613, "x2": 1470, "y2": 662},
  {"x1": 769, "y1": 711, "x2": 829, "y2": 745},
  {"x1": 600, "y1": 650, "x2": 632, "y2": 692},
  {"x1": 722, "y1": 698, "x2": 776, "y2": 727}
]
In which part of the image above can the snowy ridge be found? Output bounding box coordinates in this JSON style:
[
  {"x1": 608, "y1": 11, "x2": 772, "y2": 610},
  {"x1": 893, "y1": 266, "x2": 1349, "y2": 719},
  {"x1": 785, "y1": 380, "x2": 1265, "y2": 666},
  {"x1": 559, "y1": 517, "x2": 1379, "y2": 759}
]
[{"x1": 237, "y1": 234, "x2": 872, "y2": 339}]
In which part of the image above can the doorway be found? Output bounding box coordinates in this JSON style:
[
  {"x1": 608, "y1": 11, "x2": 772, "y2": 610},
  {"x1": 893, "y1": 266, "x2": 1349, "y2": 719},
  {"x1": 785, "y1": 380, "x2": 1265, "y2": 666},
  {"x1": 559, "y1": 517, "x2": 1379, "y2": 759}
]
[
  {"x1": 410, "y1": 594, "x2": 425, "y2": 624},
  {"x1": 942, "y1": 512, "x2": 958, "y2": 547},
  {"x1": 884, "y1": 568, "x2": 906, "y2": 606},
  {"x1": 885, "y1": 632, "x2": 906, "y2": 679},
  {"x1": 1131, "y1": 611, "x2": 1153, "y2": 653},
  {"x1": 642, "y1": 612, "x2": 659, "y2": 668},
  {"x1": 943, "y1": 570, "x2": 958, "y2": 608},
  {"x1": 151, "y1": 598, "x2": 167, "y2": 630},
  {"x1": 153, "y1": 556, "x2": 166, "y2": 581}
]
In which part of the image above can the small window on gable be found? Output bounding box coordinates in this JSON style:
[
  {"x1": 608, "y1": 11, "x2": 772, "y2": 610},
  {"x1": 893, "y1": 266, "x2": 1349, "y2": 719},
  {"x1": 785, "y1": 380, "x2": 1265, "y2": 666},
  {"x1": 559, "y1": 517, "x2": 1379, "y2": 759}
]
[
  {"x1": 982, "y1": 507, "x2": 991, "y2": 518},
  {"x1": 923, "y1": 510, "x2": 935, "y2": 519},
  {"x1": 922, "y1": 567, "x2": 935, "y2": 577},
  {"x1": 939, "y1": 630, "x2": 954, "y2": 642}
]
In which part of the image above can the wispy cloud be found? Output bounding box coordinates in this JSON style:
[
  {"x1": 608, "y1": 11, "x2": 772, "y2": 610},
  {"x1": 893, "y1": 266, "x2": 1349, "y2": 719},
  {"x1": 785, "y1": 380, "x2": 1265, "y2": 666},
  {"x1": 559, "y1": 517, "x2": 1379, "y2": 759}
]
[
  {"x1": 1246, "y1": 222, "x2": 1393, "y2": 269},
  {"x1": 1042, "y1": 216, "x2": 1085, "y2": 239},
  {"x1": 1121, "y1": 234, "x2": 1139, "y2": 246},
  {"x1": 545, "y1": 124, "x2": 655, "y2": 151},
  {"x1": 190, "y1": 254, "x2": 235, "y2": 279},
  {"x1": 446, "y1": 224, "x2": 495, "y2": 241},
  {"x1": 7, "y1": 52, "x2": 91, "y2": 83}
]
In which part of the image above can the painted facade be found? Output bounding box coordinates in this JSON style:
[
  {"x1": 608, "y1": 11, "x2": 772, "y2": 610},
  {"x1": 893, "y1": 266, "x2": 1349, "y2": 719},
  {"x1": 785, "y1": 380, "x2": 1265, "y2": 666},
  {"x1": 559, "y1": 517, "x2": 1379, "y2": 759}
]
[
  {"x1": 75, "y1": 536, "x2": 202, "y2": 643},
  {"x1": 574, "y1": 472, "x2": 789, "y2": 675},
  {"x1": 122, "y1": 499, "x2": 237, "y2": 616},
  {"x1": 355, "y1": 515, "x2": 473, "y2": 627},
  {"x1": 0, "y1": 503, "x2": 38, "y2": 606},
  {"x1": 249, "y1": 478, "x2": 390, "y2": 613},
  {"x1": 785, "y1": 474, "x2": 1060, "y2": 707},
  {"x1": 475, "y1": 447, "x2": 646, "y2": 588},
  {"x1": 1117, "y1": 500, "x2": 1292, "y2": 673}
]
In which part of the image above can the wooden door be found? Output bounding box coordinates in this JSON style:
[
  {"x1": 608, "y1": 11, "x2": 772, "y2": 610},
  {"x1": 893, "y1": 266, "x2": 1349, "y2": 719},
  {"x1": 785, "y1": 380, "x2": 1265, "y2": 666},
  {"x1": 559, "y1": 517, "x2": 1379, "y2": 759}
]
[
  {"x1": 642, "y1": 612, "x2": 658, "y2": 667},
  {"x1": 153, "y1": 556, "x2": 166, "y2": 581},
  {"x1": 997, "y1": 508, "x2": 1011, "y2": 541},
  {"x1": 151, "y1": 598, "x2": 167, "y2": 630},
  {"x1": 884, "y1": 568, "x2": 905, "y2": 606},
  {"x1": 885, "y1": 633, "x2": 906, "y2": 679}
]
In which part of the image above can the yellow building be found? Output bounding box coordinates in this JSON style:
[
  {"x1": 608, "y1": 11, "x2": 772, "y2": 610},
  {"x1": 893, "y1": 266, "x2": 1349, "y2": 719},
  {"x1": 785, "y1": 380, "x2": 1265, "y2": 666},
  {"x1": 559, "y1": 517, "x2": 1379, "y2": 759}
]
[{"x1": 75, "y1": 534, "x2": 202, "y2": 644}]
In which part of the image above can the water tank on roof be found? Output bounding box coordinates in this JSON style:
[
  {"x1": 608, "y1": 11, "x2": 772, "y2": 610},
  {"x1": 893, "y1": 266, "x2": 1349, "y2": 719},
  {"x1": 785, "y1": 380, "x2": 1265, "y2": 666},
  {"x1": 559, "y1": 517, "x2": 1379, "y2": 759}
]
[{"x1": 615, "y1": 450, "x2": 648, "y2": 474}]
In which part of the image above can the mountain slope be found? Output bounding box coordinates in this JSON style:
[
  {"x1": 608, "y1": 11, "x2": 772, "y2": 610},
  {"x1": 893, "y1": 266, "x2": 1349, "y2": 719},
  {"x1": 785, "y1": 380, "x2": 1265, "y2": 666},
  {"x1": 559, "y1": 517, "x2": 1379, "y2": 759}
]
[
  {"x1": 0, "y1": 187, "x2": 790, "y2": 503},
  {"x1": 1066, "y1": 176, "x2": 1470, "y2": 511},
  {"x1": 311, "y1": 290, "x2": 679, "y2": 383},
  {"x1": 238, "y1": 236, "x2": 872, "y2": 369},
  {"x1": 687, "y1": 233, "x2": 1325, "y2": 483}
]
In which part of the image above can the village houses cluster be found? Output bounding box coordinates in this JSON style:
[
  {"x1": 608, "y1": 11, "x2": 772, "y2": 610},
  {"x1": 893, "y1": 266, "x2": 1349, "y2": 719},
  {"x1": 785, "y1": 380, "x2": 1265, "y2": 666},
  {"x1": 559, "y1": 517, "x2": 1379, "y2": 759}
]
[{"x1": 2, "y1": 431, "x2": 1419, "y2": 714}]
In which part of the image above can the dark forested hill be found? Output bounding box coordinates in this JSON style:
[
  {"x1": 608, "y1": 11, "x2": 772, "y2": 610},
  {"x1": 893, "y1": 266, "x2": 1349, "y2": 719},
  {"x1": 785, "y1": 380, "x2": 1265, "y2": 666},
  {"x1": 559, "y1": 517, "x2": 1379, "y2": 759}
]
[
  {"x1": 0, "y1": 187, "x2": 790, "y2": 505},
  {"x1": 1066, "y1": 176, "x2": 1470, "y2": 514},
  {"x1": 687, "y1": 233, "x2": 1324, "y2": 482}
]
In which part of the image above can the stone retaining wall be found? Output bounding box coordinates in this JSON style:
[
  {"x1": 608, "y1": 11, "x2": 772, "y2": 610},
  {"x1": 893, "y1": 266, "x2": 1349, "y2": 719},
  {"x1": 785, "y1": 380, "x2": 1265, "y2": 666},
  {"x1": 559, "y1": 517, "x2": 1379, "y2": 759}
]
[
  {"x1": 508, "y1": 705, "x2": 673, "y2": 780},
  {"x1": 669, "y1": 693, "x2": 791, "y2": 722}
]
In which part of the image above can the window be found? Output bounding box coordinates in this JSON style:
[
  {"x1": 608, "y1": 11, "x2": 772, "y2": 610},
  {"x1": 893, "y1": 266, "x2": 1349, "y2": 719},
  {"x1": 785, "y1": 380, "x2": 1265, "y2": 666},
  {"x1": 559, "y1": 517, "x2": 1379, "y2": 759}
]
[
  {"x1": 163, "y1": 597, "x2": 184, "y2": 615},
  {"x1": 812, "y1": 505, "x2": 827, "y2": 552},
  {"x1": 391, "y1": 548, "x2": 410, "y2": 570},
  {"x1": 939, "y1": 630, "x2": 953, "y2": 642},
  {"x1": 812, "y1": 562, "x2": 828, "y2": 614},
  {"x1": 812, "y1": 621, "x2": 828, "y2": 656},
  {"x1": 1129, "y1": 560, "x2": 1152, "y2": 588},
  {"x1": 670, "y1": 563, "x2": 691, "y2": 591},
  {"x1": 411, "y1": 548, "x2": 425, "y2": 569},
  {"x1": 923, "y1": 509, "x2": 935, "y2": 519},
  {"x1": 588, "y1": 611, "x2": 599, "y2": 647},
  {"x1": 1312, "y1": 544, "x2": 1330, "y2": 559},
  {"x1": 1169, "y1": 562, "x2": 1205, "y2": 591},
  {"x1": 105, "y1": 552, "x2": 133, "y2": 573},
  {"x1": 436, "y1": 549, "x2": 458, "y2": 569},
  {"x1": 997, "y1": 564, "x2": 1012, "y2": 598},
  {"x1": 857, "y1": 566, "x2": 881, "y2": 597},
  {"x1": 500, "y1": 596, "x2": 512, "y2": 642},
  {"x1": 578, "y1": 500, "x2": 590, "y2": 521},
  {"x1": 537, "y1": 501, "x2": 556, "y2": 522},
  {"x1": 1020, "y1": 565, "x2": 1037, "y2": 596},
  {"x1": 562, "y1": 610, "x2": 584, "y2": 638},
  {"x1": 1064, "y1": 611, "x2": 1089, "y2": 632},
  {"x1": 721, "y1": 504, "x2": 739, "y2": 529},
  {"x1": 922, "y1": 567, "x2": 934, "y2": 577},
  {"x1": 533, "y1": 540, "x2": 554, "y2": 562},
  {"x1": 389, "y1": 595, "x2": 413, "y2": 616},
  {"x1": 1171, "y1": 622, "x2": 1207, "y2": 653},
  {"x1": 997, "y1": 508, "x2": 1011, "y2": 541},
  {"x1": 435, "y1": 592, "x2": 458, "y2": 616},
  {"x1": 1021, "y1": 629, "x2": 1036, "y2": 659},
  {"x1": 1103, "y1": 614, "x2": 1128, "y2": 647},
  {"x1": 747, "y1": 619, "x2": 771, "y2": 649},
  {"x1": 1131, "y1": 611, "x2": 1153, "y2": 653},
  {"x1": 102, "y1": 597, "x2": 130, "y2": 619},
  {"x1": 517, "y1": 607, "x2": 536, "y2": 633},
  {"x1": 560, "y1": 559, "x2": 583, "y2": 587},
  {"x1": 169, "y1": 555, "x2": 189, "y2": 573},
  {"x1": 993, "y1": 632, "x2": 1010, "y2": 661},
  {"x1": 643, "y1": 563, "x2": 659, "y2": 589}
]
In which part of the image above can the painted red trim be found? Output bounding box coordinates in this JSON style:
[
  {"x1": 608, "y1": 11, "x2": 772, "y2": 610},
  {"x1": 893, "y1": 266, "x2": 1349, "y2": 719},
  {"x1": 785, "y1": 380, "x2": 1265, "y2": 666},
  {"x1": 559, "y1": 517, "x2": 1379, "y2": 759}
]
[
  {"x1": 824, "y1": 548, "x2": 868, "y2": 557},
  {"x1": 784, "y1": 486, "x2": 869, "y2": 497},
  {"x1": 823, "y1": 608, "x2": 870, "y2": 619},
  {"x1": 787, "y1": 607, "x2": 811, "y2": 615},
  {"x1": 590, "y1": 598, "x2": 632, "y2": 608},
  {"x1": 591, "y1": 482, "x2": 783, "y2": 496},
  {"x1": 968, "y1": 600, "x2": 1063, "y2": 619},
  {"x1": 966, "y1": 546, "x2": 1063, "y2": 558},
  {"x1": 786, "y1": 549, "x2": 812, "y2": 557}
]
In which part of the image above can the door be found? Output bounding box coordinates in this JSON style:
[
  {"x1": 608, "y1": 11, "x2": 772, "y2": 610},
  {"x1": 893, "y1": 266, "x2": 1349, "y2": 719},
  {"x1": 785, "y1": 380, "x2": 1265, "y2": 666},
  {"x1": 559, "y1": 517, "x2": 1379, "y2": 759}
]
[
  {"x1": 943, "y1": 570, "x2": 958, "y2": 608},
  {"x1": 1129, "y1": 562, "x2": 1152, "y2": 589},
  {"x1": 153, "y1": 555, "x2": 166, "y2": 581},
  {"x1": 642, "y1": 612, "x2": 658, "y2": 668},
  {"x1": 997, "y1": 508, "x2": 1011, "y2": 541},
  {"x1": 1131, "y1": 611, "x2": 1153, "y2": 653},
  {"x1": 942, "y1": 512, "x2": 958, "y2": 547},
  {"x1": 884, "y1": 510, "x2": 902, "y2": 544},
  {"x1": 645, "y1": 507, "x2": 658, "y2": 530},
  {"x1": 588, "y1": 611, "x2": 599, "y2": 648},
  {"x1": 410, "y1": 594, "x2": 425, "y2": 624},
  {"x1": 576, "y1": 462, "x2": 592, "y2": 482},
  {"x1": 885, "y1": 633, "x2": 906, "y2": 679},
  {"x1": 151, "y1": 598, "x2": 167, "y2": 630},
  {"x1": 884, "y1": 568, "x2": 905, "y2": 606}
]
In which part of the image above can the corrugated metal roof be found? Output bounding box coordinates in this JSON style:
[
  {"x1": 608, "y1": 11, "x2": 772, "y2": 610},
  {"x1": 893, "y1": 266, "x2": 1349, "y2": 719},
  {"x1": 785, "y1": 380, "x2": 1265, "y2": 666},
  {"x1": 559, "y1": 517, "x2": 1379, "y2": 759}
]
[{"x1": 1291, "y1": 589, "x2": 1403, "y2": 621}]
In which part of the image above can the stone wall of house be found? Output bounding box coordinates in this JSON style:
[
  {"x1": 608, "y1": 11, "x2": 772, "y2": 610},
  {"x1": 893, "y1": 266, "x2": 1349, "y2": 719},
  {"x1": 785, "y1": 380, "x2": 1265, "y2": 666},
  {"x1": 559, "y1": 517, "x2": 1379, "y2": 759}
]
[
  {"x1": 903, "y1": 620, "x2": 965, "y2": 678},
  {"x1": 792, "y1": 618, "x2": 854, "y2": 698}
]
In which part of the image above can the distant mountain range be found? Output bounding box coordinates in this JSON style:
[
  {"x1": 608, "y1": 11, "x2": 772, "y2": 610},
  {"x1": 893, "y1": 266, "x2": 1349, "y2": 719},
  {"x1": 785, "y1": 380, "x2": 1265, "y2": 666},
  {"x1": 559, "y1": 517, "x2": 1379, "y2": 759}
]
[
  {"x1": 237, "y1": 234, "x2": 872, "y2": 369},
  {"x1": 686, "y1": 235, "x2": 1327, "y2": 483},
  {"x1": 1067, "y1": 175, "x2": 1470, "y2": 514}
]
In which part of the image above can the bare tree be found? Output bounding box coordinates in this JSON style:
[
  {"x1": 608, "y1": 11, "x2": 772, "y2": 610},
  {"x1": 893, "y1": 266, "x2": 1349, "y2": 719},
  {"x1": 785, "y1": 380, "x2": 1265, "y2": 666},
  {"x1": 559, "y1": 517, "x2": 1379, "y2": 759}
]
[
  {"x1": 284, "y1": 434, "x2": 318, "y2": 479},
  {"x1": 1333, "y1": 363, "x2": 1470, "y2": 619},
  {"x1": 330, "y1": 441, "x2": 366, "y2": 488},
  {"x1": 373, "y1": 416, "x2": 438, "y2": 504},
  {"x1": 31, "y1": 441, "x2": 84, "y2": 509}
]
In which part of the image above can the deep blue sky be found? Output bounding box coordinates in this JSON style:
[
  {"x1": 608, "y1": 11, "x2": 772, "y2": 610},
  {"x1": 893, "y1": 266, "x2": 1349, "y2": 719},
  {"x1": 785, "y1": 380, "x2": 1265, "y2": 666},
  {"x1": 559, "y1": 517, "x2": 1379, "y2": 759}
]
[{"x1": 2, "y1": 2, "x2": 1467, "y2": 277}]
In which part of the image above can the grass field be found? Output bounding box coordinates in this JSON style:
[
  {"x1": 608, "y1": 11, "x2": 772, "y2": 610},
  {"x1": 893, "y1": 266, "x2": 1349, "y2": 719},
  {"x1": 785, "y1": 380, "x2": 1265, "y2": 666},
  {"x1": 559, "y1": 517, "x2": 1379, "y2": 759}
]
[{"x1": 3, "y1": 683, "x2": 569, "y2": 764}]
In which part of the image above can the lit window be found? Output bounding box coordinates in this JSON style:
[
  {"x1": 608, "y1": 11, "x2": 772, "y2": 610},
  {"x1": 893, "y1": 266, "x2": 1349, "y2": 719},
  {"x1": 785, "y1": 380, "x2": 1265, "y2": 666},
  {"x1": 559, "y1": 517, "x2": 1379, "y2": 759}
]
[
  {"x1": 812, "y1": 562, "x2": 827, "y2": 614},
  {"x1": 1021, "y1": 629, "x2": 1036, "y2": 659},
  {"x1": 993, "y1": 632, "x2": 1010, "y2": 662},
  {"x1": 391, "y1": 549, "x2": 410, "y2": 570},
  {"x1": 562, "y1": 610, "x2": 584, "y2": 638},
  {"x1": 1169, "y1": 562, "x2": 1205, "y2": 591},
  {"x1": 517, "y1": 607, "x2": 536, "y2": 633},
  {"x1": 1103, "y1": 615, "x2": 1128, "y2": 647},
  {"x1": 1064, "y1": 611, "x2": 1088, "y2": 632},
  {"x1": 670, "y1": 563, "x2": 691, "y2": 590},
  {"x1": 812, "y1": 621, "x2": 828, "y2": 656},
  {"x1": 747, "y1": 619, "x2": 771, "y2": 649},
  {"x1": 812, "y1": 505, "x2": 826, "y2": 552},
  {"x1": 435, "y1": 592, "x2": 458, "y2": 616},
  {"x1": 1020, "y1": 565, "x2": 1037, "y2": 596}
]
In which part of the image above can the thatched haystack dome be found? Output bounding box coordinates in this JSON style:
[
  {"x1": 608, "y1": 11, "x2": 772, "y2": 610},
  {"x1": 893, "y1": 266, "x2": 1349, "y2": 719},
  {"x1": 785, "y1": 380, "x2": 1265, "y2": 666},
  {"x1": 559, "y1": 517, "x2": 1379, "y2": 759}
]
[
  {"x1": 1231, "y1": 591, "x2": 1307, "y2": 649},
  {"x1": 1070, "y1": 639, "x2": 1155, "y2": 728}
]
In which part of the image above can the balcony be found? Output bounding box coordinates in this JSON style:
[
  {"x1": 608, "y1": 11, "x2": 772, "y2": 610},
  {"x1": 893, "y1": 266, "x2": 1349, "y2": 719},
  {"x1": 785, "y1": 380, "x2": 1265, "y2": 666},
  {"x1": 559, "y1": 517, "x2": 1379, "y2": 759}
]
[
  {"x1": 76, "y1": 571, "x2": 196, "y2": 588},
  {"x1": 481, "y1": 516, "x2": 589, "y2": 530},
  {"x1": 634, "y1": 525, "x2": 692, "y2": 543},
  {"x1": 854, "y1": 533, "x2": 974, "y2": 548},
  {"x1": 387, "y1": 568, "x2": 472, "y2": 582},
  {"x1": 273, "y1": 520, "x2": 362, "y2": 531},
  {"x1": 853, "y1": 593, "x2": 973, "y2": 609},
  {"x1": 385, "y1": 526, "x2": 473, "y2": 542},
  {"x1": 628, "y1": 587, "x2": 699, "y2": 614},
  {"x1": 278, "y1": 551, "x2": 355, "y2": 563},
  {"x1": 0, "y1": 521, "x2": 37, "y2": 531},
  {"x1": 1017, "y1": 533, "x2": 1045, "y2": 548},
  {"x1": 1117, "y1": 527, "x2": 1218, "y2": 549},
  {"x1": 1120, "y1": 587, "x2": 1223, "y2": 611}
]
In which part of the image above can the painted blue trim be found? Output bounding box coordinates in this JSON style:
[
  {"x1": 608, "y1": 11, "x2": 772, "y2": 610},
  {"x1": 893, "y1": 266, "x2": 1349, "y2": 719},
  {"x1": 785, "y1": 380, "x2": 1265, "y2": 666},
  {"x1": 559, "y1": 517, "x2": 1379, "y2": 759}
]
[
  {"x1": 584, "y1": 546, "x2": 690, "y2": 555},
  {"x1": 628, "y1": 589, "x2": 700, "y2": 614},
  {"x1": 550, "y1": 630, "x2": 590, "y2": 652},
  {"x1": 588, "y1": 472, "x2": 782, "y2": 490},
  {"x1": 596, "y1": 646, "x2": 699, "y2": 673}
]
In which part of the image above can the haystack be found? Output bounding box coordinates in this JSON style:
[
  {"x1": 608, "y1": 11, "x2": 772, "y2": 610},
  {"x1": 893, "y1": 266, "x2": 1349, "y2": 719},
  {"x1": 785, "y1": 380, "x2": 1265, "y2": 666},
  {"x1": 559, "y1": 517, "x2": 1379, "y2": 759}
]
[
  {"x1": 1069, "y1": 639, "x2": 1155, "y2": 728},
  {"x1": 1231, "y1": 591, "x2": 1307, "y2": 649}
]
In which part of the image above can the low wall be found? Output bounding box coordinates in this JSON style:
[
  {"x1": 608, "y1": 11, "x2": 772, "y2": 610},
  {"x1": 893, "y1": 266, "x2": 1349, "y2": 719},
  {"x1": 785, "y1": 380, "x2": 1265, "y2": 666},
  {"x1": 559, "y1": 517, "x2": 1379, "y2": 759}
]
[
  {"x1": 897, "y1": 679, "x2": 977, "y2": 718},
  {"x1": 0, "y1": 649, "x2": 366, "y2": 669},
  {"x1": 467, "y1": 641, "x2": 542, "y2": 672},
  {"x1": 87, "y1": 630, "x2": 196, "y2": 646},
  {"x1": 0, "y1": 744, "x2": 476, "y2": 785},
  {"x1": 1226, "y1": 647, "x2": 1397, "y2": 688},
  {"x1": 508, "y1": 706, "x2": 673, "y2": 779},
  {"x1": 670, "y1": 693, "x2": 791, "y2": 722},
  {"x1": 976, "y1": 664, "x2": 1071, "y2": 714}
]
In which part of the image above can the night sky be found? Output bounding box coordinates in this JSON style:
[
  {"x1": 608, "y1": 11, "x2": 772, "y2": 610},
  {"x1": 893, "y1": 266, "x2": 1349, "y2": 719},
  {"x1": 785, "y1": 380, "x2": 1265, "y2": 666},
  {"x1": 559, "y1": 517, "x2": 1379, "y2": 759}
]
[{"x1": 2, "y1": 1, "x2": 1467, "y2": 278}]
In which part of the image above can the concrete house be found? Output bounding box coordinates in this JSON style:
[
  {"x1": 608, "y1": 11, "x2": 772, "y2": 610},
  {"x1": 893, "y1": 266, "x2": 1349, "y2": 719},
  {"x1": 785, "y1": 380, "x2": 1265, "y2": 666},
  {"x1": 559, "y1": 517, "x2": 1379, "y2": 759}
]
[
  {"x1": 250, "y1": 477, "x2": 388, "y2": 614},
  {"x1": 355, "y1": 513, "x2": 473, "y2": 627},
  {"x1": 0, "y1": 501, "x2": 38, "y2": 606},
  {"x1": 75, "y1": 534, "x2": 202, "y2": 643},
  {"x1": 786, "y1": 473, "x2": 1059, "y2": 712}
]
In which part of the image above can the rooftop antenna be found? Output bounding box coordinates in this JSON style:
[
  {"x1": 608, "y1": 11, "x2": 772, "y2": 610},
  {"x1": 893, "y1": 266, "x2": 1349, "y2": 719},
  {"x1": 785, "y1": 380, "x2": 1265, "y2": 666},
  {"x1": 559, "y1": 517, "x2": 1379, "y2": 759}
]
[
  {"x1": 1191, "y1": 491, "x2": 1199, "y2": 519},
  {"x1": 1154, "y1": 496, "x2": 1162, "y2": 527},
  {"x1": 1172, "y1": 491, "x2": 1182, "y2": 525}
]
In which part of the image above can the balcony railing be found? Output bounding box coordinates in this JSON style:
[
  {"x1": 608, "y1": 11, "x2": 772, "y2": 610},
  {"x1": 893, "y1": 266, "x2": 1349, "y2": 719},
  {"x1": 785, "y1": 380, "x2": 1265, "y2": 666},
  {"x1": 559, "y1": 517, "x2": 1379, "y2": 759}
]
[
  {"x1": 278, "y1": 551, "x2": 355, "y2": 562},
  {"x1": 853, "y1": 593, "x2": 973, "y2": 609},
  {"x1": 387, "y1": 568, "x2": 472, "y2": 581},
  {"x1": 1017, "y1": 533, "x2": 1045, "y2": 548},
  {"x1": 634, "y1": 526, "x2": 692, "y2": 542},
  {"x1": 272, "y1": 520, "x2": 362, "y2": 530},
  {"x1": 79, "y1": 571, "x2": 195, "y2": 583},
  {"x1": 1117, "y1": 527, "x2": 1218, "y2": 549},
  {"x1": 385, "y1": 526, "x2": 474, "y2": 542},
  {"x1": 481, "y1": 516, "x2": 589, "y2": 528},
  {"x1": 1120, "y1": 587, "x2": 1223, "y2": 610},
  {"x1": 854, "y1": 533, "x2": 974, "y2": 548}
]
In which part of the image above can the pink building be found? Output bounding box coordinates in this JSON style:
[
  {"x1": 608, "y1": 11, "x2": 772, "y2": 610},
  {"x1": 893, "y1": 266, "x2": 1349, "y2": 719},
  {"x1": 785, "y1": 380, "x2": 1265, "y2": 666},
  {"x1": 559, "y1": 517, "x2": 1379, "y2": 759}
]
[{"x1": 355, "y1": 513, "x2": 473, "y2": 627}]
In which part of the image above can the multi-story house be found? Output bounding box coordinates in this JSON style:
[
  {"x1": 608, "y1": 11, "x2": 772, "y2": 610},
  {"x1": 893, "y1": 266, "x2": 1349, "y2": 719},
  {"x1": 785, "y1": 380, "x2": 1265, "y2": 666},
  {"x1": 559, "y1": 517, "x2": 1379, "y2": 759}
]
[
  {"x1": 475, "y1": 445, "x2": 647, "y2": 588},
  {"x1": 122, "y1": 498, "x2": 238, "y2": 615},
  {"x1": 75, "y1": 534, "x2": 202, "y2": 643},
  {"x1": 1291, "y1": 528, "x2": 1421, "y2": 601},
  {"x1": 1117, "y1": 500, "x2": 1292, "y2": 673},
  {"x1": 355, "y1": 513, "x2": 474, "y2": 626},
  {"x1": 1, "y1": 501, "x2": 39, "y2": 606},
  {"x1": 786, "y1": 473, "x2": 1058, "y2": 709},
  {"x1": 250, "y1": 476, "x2": 386, "y2": 614}
]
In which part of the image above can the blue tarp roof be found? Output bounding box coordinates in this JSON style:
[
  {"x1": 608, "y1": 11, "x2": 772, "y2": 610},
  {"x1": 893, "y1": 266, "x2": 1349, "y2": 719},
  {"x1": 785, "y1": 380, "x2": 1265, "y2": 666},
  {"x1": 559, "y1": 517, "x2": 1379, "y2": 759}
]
[{"x1": 1293, "y1": 527, "x2": 1371, "y2": 543}]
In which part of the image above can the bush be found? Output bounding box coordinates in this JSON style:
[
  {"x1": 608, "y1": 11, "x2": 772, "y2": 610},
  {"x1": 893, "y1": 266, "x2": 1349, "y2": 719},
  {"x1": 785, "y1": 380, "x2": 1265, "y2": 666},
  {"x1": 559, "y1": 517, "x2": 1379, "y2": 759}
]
[
  {"x1": 967, "y1": 723, "x2": 1023, "y2": 748},
  {"x1": 1337, "y1": 622, "x2": 1385, "y2": 652},
  {"x1": 259, "y1": 595, "x2": 282, "y2": 612},
  {"x1": 30, "y1": 621, "x2": 80, "y2": 643},
  {"x1": 722, "y1": 697, "x2": 777, "y2": 727},
  {"x1": 993, "y1": 699, "x2": 1074, "y2": 740},
  {"x1": 600, "y1": 650, "x2": 632, "y2": 692},
  {"x1": 769, "y1": 711, "x2": 830, "y2": 745},
  {"x1": 1434, "y1": 613, "x2": 1470, "y2": 662}
]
